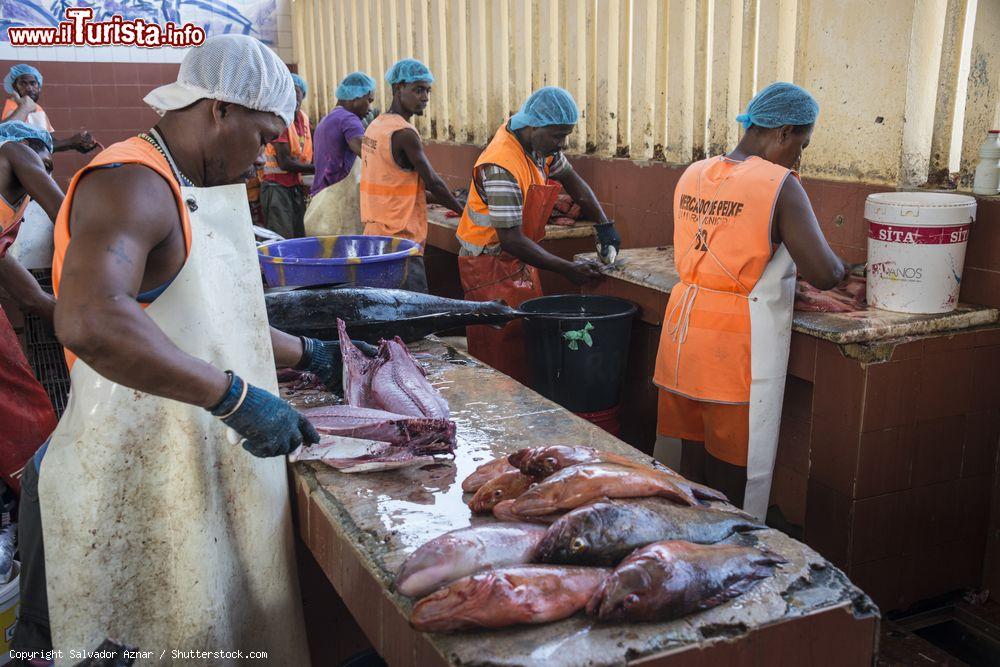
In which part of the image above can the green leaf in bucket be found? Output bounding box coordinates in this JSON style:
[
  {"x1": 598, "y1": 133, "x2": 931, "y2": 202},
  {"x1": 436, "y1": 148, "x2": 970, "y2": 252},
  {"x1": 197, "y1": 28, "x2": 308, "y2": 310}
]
[{"x1": 563, "y1": 322, "x2": 594, "y2": 350}]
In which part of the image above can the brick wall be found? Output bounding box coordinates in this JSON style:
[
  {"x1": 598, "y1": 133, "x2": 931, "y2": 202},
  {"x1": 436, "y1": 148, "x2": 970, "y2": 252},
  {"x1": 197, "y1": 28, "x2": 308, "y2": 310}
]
[
  {"x1": 424, "y1": 141, "x2": 1000, "y2": 309},
  {"x1": 0, "y1": 59, "x2": 179, "y2": 189}
]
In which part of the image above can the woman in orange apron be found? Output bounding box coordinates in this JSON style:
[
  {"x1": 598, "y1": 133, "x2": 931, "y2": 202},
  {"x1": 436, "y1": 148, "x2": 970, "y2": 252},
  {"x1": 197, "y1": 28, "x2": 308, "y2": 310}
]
[
  {"x1": 456, "y1": 87, "x2": 620, "y2": 385},
  {"x1": 654, "y1": 83, "x2": 851, "y2": 520}
]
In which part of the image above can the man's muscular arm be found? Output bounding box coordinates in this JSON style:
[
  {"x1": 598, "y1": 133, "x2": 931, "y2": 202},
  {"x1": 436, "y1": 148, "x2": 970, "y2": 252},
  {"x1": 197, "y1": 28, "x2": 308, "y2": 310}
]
[{"x1": 54, "y1": 164, "x2": 230, "y2": 408}]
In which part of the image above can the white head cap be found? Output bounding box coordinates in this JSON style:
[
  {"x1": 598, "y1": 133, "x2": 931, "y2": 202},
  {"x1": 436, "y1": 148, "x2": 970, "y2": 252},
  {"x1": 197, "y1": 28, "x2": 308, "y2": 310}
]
[{"x1": 144, "y1": 34, "x2": 296, "y2": 126}]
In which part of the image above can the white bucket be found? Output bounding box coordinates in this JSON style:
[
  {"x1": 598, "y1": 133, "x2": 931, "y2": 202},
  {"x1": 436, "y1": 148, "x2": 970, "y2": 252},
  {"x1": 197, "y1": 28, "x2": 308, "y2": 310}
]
[
  {"x1": 0, "y1": 561, "x2": 20, "y2": 666},
  {"x1": 866, "y1": 192, "x2": 977, "y2": 314}
]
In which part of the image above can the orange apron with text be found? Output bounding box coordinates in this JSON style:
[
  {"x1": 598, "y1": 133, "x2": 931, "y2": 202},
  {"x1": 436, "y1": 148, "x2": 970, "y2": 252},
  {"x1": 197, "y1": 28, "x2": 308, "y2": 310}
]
[
  {"x1": 360, "y1": 114, "x2": 428, "y2": 249},
  {"x1": 0, "y1": 189, "x2": 53, "y2": 492},
  {"x1": 457, "y1": 122, "x2": 560, "y2": 386},
  {"x1": 654, "y1": 155, "x2": 796, "y2": 520}
]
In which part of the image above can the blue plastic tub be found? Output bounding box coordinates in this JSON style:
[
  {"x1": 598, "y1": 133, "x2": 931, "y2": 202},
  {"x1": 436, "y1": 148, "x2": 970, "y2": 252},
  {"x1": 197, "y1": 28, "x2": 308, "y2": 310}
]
[{"x1": 258, "y1": 235, "x2": 420, "y2": 288}]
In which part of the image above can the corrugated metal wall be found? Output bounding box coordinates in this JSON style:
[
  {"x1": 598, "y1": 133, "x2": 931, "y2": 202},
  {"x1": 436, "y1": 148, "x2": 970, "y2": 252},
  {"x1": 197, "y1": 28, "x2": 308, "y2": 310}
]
[{"x1": 292, "y1": 0, "x2": 998, "y2": 187}]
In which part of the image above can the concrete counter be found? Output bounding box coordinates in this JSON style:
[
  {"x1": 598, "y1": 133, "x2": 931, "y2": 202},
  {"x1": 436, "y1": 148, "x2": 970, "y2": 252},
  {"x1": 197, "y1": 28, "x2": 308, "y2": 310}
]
[{"x1": 287, "y1": 340, "x2": 877, "y2": 666}]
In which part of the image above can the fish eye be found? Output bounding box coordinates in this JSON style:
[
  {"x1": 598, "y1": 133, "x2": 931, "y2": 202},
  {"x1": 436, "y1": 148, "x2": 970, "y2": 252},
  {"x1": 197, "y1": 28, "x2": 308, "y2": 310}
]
[
  {"x1": 570, "y1": 537, "x2": 587, "y2": 552},
  {"x1": 493, "y1": 489, "x2": 503, "y2": 497},
  {"x1": 545, "y1": 457, "x2": 557, "y2": 467},
  {"x1": 624, "y1": 593, "x2": 640, "y2": 607}
]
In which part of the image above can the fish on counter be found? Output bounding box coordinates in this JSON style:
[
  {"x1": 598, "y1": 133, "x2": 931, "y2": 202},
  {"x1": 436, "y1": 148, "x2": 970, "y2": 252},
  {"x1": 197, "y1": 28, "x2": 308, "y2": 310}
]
[
  {"x1": 339, "y1": 319, "x2": 451, "y2": 420},
  {"x1": 468, "y1": 470, "x2": 535, "y2": 514},
  {"x1": 794, "y1": 275, "x2": 867, "y2": 313},
  {"x1": 411, "y1": 565, "x2": 609, "y2": 632},
  {"x1": 509, "y1": 445, "x2": 726, "y2": 503},
  {"x1": 266, "y1": 287, "x2": 523, "y2": 343},
  {"x1": 492, "y1": 499, "x2": 559, "y2": 524},
  {"x1": 289, "y1": 435, "x2": 447, "y2": 473},
  {"x1": 587, "y1": 540, "x2": 786, "y2": 622},
  {"x1": 303, "y1": 405, "x2": 455, "y2": 448},
  {"x1": 395, "y1": 523, "x2": 547, "y2": 598},
  {"x1": 461, "y1": 456, "x2": 517, "y2": 493},
  {"x1": 510, "y1": 463, "x2": 702, "y2": 517},
  {"x1": 535, "y1": 498, "x2": 763, "y2": 566}
]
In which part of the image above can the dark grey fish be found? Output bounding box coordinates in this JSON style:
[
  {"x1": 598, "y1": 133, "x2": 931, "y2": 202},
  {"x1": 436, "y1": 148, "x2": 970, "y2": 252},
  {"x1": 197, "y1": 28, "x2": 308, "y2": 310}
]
[
  {"x1": 265, "y1": 287, "x2": 522, "y2": 343},
  {"x1": 536, "y1": 498, "x2": 763, "y2": 566}
]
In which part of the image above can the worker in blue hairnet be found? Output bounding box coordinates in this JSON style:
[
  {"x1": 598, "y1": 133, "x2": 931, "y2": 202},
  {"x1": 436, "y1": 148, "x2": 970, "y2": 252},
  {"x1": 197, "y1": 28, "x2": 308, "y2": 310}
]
[
  {"x1": 261, "y1": 72, "x2": 314, "y2": 238},
  {"x1": 304, "y1": 72, "x2": 377, "y2": 237},
  {"x1": 2, "y1": 64, "x2": 96, "y2": 153},
  {"x1": 654, "y1": 82, "x2": 851, "y2": 520},
  {"x1": 455, "y1": 86, "x2": 618, "y2": 386},
  {"x1": 361, "y1": 59, "x2": 465, "y2": 292}
]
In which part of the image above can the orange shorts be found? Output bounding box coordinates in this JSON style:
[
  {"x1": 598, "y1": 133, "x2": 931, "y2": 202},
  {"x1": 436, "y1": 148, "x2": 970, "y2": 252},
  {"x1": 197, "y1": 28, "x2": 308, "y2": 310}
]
[{"x1": 656, "y1": 390, "x2": 749, "y2": 467}]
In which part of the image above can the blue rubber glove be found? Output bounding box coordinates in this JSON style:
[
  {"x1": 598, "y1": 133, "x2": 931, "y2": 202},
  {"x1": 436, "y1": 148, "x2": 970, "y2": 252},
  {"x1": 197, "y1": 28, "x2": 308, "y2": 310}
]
[
  {"x1": 594, "y1": 221, "x2": 621, "y2": 264},
  {"x1": 210, "y1": 372, "x2": 319, "y2": 458},
  {"x1": 296, "y1": 337, "x2": 378, "y2": 390}
]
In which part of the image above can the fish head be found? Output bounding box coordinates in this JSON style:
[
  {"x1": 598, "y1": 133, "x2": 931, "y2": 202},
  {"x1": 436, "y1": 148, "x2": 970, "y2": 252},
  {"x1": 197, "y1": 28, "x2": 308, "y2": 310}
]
[
  {"x1": 395, "y1": 538, "x2": 464, "y2": 598},
  {"x1": 522, "y1": 445, "x2": 595, "y2": 476},
  {"x1": 535, "y1": 505, "x2": 609, "y2": 564},
  {"x1": 590, "y1": 555, "x2": 670, "y2": 621},
  {"x1": 468, "y1": 472, "x2": 533, "y2": 513},
  {"x1": 410, "y1": 573, "x2": 497, "y2": 632}
]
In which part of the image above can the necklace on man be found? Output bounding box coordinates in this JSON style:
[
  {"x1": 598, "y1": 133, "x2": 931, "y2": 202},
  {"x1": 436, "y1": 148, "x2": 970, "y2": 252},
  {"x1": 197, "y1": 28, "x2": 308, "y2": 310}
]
[{"x1": 139, "y1": 128, "x2": 195, "y2": 187}]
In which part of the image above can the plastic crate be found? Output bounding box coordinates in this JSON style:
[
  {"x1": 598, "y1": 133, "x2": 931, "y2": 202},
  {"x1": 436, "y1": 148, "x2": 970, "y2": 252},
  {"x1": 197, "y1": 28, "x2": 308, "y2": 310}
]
[{"x1": 23, "y1": 269, "x2": 70, "y2": 417}]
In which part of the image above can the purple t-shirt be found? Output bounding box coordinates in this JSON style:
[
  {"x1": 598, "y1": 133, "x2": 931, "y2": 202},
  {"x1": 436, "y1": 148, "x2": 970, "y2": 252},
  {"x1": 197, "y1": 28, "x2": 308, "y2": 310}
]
[{"x1": 311, "y1": 106, "x2": 365, "y2": 195}]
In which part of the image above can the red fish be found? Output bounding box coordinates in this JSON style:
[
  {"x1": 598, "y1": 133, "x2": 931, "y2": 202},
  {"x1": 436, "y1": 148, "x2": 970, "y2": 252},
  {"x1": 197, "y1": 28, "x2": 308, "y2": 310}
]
[
  {"x1": 461, "y1": 456, "x2": 517, "y2": 493},
  {"x1": 411, "y1": 565, "x2": 608, "y2": 632},
  {"x1": 468, "y1": 470, "x2": 534, "y2": 514},
  {"x1": 510, "y1": 463, "x2": 700, "y2": 517}
]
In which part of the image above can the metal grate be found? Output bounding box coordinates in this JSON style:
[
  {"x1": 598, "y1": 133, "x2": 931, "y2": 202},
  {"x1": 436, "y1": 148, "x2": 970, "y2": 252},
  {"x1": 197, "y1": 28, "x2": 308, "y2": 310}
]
[{"x1": 23, "y1": 269, "x2": 70, "y2": 417}]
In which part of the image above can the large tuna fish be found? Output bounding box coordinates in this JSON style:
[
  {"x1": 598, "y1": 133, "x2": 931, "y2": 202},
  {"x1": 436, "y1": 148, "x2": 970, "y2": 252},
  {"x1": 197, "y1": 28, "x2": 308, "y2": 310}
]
[
  {"x1": 411, "y1": 565, "x2": 609, "y2": 632},
  {"x1": 509, "y1": 445, "x2": 727, "y2": 502},
  {"x1": 510, "y1": 463, "x2": 701, "y2": 517},
  {"x1": 266, "y1": 287, "x2": 523, "y2": 343},
  {"x1": 536, "y1": 498, "x2": 763, "y2": 565},
  {"x1": 587, "y1": 540, "x2": 786, "y2": 621},
  {"x1": 395, "y1": 524, "x2": 547, "y2": 598}
]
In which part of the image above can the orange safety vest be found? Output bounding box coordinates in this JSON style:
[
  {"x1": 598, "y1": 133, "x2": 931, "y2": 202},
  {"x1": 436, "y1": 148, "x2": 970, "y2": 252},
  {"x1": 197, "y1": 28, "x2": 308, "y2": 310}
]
[
  {"x1": 0, "y1": 189, "x2": 30, "y2": 258},
  {"x1": 53, "y1": 137, "x2": 193, "y2": 368},
  {"x1": 654, "y1": 156, "x2": 791, "y2": 404},
  {"x1": 262, "y1": 109, "x2": 313, "y2": 180},
  {"x1": 457, "y1": 121, "x2": 552, "y2": 250},
  {"x1": 2, "y1": 98, "x2": 54, "y2": 131},
  {"x1": 360, "y1": 113, "x2": 427, "y2": 247}
]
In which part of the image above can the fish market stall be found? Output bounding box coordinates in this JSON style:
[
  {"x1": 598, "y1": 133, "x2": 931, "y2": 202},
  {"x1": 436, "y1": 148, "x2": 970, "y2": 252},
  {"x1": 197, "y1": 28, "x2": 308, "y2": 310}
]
[
  {"x1": 286, "y1": 339, "x2": 878, "y2": 666},
  {"x1": 576, "y1": 246, "x2": 1000, "y2": 614}
]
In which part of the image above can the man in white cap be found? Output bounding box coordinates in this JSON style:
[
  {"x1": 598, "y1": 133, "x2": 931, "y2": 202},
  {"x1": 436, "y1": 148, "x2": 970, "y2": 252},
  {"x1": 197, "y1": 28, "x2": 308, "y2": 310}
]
[{"x1": 15, "y1": 35, "x2": 335, "y2": 663}]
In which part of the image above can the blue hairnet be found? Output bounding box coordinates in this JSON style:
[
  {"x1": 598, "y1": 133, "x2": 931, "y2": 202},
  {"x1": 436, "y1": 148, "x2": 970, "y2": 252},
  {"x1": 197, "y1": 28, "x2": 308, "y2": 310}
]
[
  {"x1": 736, "y1": 81, "x2": 818, "y2": 130},
  {"x1": 4, "y1": 64, "x2": 42, "y2": 95},
  {"x1": 0, "y1": 121, "x2": 53, "y2": 153},
  {"x1": 385, "y1": 59, "x2": 434, "y2": 86},
  {"x1": 509, "y1": 86, "x2": 579, "y2": 131},
  {"x1": 336, "y1": 72, "x2": 376, "y2": 100},
  {"x1": 290, "y1": 73, "x2": 307, "y2": 96}
]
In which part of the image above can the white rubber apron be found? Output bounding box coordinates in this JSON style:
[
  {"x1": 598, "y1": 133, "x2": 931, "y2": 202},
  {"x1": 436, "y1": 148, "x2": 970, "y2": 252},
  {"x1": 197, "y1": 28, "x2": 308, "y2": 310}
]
[
  {"x1": 39, "y1": 184, "x2": 310, "y2": 665},
  {"x1": 743, "y1": 244, "x2": 796, "y2": 520},
  {"x1": 303, "y1": 159, "x2": 362, "y2": 237}
]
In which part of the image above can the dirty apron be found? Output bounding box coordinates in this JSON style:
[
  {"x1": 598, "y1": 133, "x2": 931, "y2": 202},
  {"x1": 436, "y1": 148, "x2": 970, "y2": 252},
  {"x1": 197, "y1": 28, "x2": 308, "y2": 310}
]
[
  {"x1": 458, "y1": 182, "x2": 560, "y2": 386},
  {"x1": 304, "y1": 158, "x2": 362, "y2": 237},
  {"x1": 39, "y1": 184, "x2": 310, "y2": 664}
]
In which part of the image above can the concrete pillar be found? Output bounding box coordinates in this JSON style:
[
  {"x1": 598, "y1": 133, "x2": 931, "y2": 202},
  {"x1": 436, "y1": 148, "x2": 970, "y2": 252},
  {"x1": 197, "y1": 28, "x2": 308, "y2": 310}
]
[{"x1": 958, "y1": 0, "x2": 1000, "y2": 188}]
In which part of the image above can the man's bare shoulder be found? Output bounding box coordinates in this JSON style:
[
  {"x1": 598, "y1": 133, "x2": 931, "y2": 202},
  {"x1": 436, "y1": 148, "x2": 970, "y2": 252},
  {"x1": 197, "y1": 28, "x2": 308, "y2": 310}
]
[{"x1": 71, "y1": 162, "x2": 180, "y2": 244}]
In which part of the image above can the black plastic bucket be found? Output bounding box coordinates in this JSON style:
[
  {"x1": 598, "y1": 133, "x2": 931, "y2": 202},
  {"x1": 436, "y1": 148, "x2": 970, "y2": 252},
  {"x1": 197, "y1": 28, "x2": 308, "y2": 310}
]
[{"x1": 520, "y1": 295, "x2": 638, "y2": 413}]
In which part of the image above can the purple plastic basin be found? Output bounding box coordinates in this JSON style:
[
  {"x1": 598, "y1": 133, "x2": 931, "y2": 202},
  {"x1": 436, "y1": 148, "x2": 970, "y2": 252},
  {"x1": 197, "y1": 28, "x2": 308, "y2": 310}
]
[{"x1": 258, "y1": 235, "x2": 420, "y2": 288}]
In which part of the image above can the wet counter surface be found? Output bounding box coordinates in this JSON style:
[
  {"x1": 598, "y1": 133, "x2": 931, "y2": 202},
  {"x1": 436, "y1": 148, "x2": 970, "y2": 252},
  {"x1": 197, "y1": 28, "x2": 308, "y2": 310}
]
[
  {"x1": 576, "y1": 247, "x2": 999, "y2": 348},
  {"x1": 287, "y1": 340, "x2": 877, "y2": 666}
]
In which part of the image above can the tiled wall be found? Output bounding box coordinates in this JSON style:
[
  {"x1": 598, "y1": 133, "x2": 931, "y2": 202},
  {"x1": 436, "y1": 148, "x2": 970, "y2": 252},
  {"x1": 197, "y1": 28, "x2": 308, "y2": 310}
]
[
  {"x1": 0, "y1": 59, "x2": 178, "y2": 189},
  {"x1": 424, "y1": 142, "x2": 1000, "y2": 310}
]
